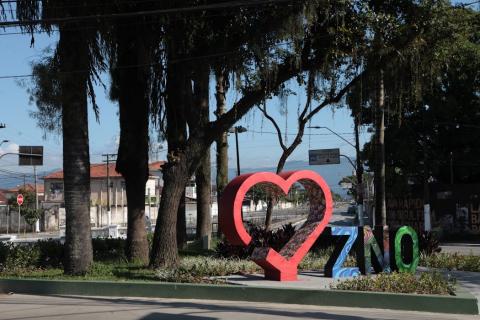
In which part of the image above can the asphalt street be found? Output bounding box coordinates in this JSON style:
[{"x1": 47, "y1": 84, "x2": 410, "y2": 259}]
[{"x1": 0, "y1": 294, "x2": 477, "y2": 320}]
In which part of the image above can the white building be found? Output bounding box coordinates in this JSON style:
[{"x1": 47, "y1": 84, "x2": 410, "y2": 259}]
[{"x1": 43, "y1": 161, "x2": 164, "y2": 207}]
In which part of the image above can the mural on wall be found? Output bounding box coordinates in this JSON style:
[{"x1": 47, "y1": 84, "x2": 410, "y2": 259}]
[
  {"x1": 386, "y1": 184, "x2": 480, "y2": 234},
  {"x1": 431, "y1": 185, "x2": 480, "y2": 234},
  {"x1": 386, "y1": 196, "x2": 424, "y2": 232}
]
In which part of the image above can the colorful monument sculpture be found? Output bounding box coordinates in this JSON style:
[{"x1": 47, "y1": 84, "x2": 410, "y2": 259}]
[
  {"x1": 219, "y1": 170, "x2": 420, "y2": 281},
  {"x1": 219, "y1": 170, "x2": 333, "y2": 281}
]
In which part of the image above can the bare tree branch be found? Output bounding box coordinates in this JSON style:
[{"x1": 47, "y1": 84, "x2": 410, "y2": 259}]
[{"x1": 257, "y1": 104, "x2": 288, "y2": 151}]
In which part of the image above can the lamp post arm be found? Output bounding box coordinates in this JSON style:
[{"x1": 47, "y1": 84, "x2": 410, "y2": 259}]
[
  {"x1": 0, "y1": 152, "x2": 42, "y2": 160},
  {"x1": 315, "y1": 126, "x2": 356, "y2": 148},
  {"x1": 340, "y1": 154, "x2": 357, "y2": 171}
]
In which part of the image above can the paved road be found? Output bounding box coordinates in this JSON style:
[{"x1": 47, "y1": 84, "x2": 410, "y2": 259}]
[{"x1": 0, "y1": 294, "x2": 477, "y2": 320}]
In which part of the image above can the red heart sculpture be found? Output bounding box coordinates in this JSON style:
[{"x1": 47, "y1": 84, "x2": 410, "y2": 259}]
[{"x1": 219, "y1": 170, "x2": 333, "y2": 281}]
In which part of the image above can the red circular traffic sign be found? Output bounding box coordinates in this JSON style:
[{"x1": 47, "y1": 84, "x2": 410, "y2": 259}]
[{"x1": 17, "y1": 194, "x2": 24, "y2": 206}]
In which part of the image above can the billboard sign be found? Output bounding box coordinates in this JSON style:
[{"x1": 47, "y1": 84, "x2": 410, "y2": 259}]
[{"x1": 308, "y1": 148, "x2": 340, "y2": 165}]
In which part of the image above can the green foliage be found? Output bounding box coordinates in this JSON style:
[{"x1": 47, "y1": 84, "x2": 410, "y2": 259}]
[
  {"x1": 91, "y1": 238, "x2": 126, "y2": 262},
  {"x1": 0, "y1": 240, "x2": 65, "y2": 270},
  {"x1": 21, "y1": 208, "x2": 42, "y2": 226},
  {"x1": 419, "y1": 231, "x2": 441, "y2": 255},
  {"x1": 7, "y1": 187, "x2": 43, "y2": 226},
  {"x1": 156, "y1": 256, "x2": 260, "y2": 284},
  {"x1": 7, "y1": 187, "x2": 36, "y2": 209},
  {"x1": 332, "y1": 272, "x2": 456, "y2": 295},
  {"x1": 356, "y1": 5, "x2": 480, "y2": 187},
  {"x1": 420, "y1": 253, "x2": 480, "y2": 272},
  {"x1": 215, "y1": 223, "x2": 296, "y2": 258},
  {"x1": 0, "y1": 242, "x2": 40, "y2": 270},
  {"x1": 300, "y1": 247, "x2": 357, "y2": 271}
]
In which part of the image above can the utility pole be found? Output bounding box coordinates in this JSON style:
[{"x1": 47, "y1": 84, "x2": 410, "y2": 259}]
[
  {"x1": 374, "y1": 69, "x2": 387, "y2": 227},
  {"x1": 308, "y1": 125, "x2": 365, "y2": 225},
  {"x1": 102, "y1": 153, "x2": 117, "y2": 226},
  {"x1": 34, "y1": 165, "x2": 40, "y2": 232},
  {"x1": 354, "y1": 114, "x2": 364, "y2": 226},
  {"x1": 450, "y1": 151, "x2": 454, "y2": 185}
]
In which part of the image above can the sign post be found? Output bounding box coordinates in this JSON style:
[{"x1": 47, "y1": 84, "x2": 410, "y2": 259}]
[
  {"x1": 17, "y1": 194, "x2": 23, "y2": 234},
  {"x1": 19, "y1": 146, "x2": 43, "y2": 233}
]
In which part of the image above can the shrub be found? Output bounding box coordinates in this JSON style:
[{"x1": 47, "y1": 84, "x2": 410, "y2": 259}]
[
  {"x1": 215, "y1": 223, "x2": 296, "y2": 258},
  {"x1": 299, "y1": 247, "x2": 357, "y2": 271},
  {"x1": 419, "y1": 231, "x2": 441, "y2": 255},
  {"x1": 92, "y1": 238, "x2": 126, "y2": 262},
  {"x1": 36, "y1": 239, "x2": 64, "y2": 268},
  {"x1": 156, "y1": 256, "x2": 260, "y2": 283},
  {"x1": 0, "y1": 238, "x2": 129, "y2": 271},
  {"x1": 332, "y1": 272, "x2": 456, "y2": 295},
  {"x1": 0, "y1": 242, "x2": 40, "y2": 270},
  {"x1": 0, "y1": 239, "x2": 65, "y2": 270},
  {"x1": 421, "y1": 252, "x2": 480, "y2": 272}
]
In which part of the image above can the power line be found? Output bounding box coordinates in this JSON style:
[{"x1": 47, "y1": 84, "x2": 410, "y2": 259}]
[
  {"x1": 459, "y1": 0, "x2": 480, "y2": 7},
  {"x1": 0, "y1": 39, "x2": 300, "y2": 79},
  {"x1": 0, "y1": 0, "x2": 299, "y2": 27},
  {"x1": 0, "y1": 2, "x2": 292, "y2": 36},
  {"x1": 248, "y1": 129, "x2": 355, "y2": 136}
]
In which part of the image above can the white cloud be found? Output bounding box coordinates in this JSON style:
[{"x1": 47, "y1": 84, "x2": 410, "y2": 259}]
[{"x1": 0, "y1": 142, "x2": 19, "y2": 155}]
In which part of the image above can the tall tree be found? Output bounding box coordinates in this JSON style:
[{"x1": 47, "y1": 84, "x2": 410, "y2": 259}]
[
  {"x1": 110, "y1": 19, "x2": 152, "y2": 264},
  {"x1": 214, "y1": 68, "x2": 229, "y2": 210},
  {"x1": 192, "y1": 64, "x2": 212, "y2": 241},
  {"x1": 149, "y1": 1, "x2": 388, "y2": 267},
  {"x1": 13, "y1": 0, "x2": 106, "y2": 274},
  {"x1": 58, "y1": 25, "x2": 94, "y2": 274}
]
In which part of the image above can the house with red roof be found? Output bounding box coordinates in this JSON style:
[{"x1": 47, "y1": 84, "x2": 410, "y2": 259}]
[
  {"x1": 0, "y1": 184, "x2": 45, "y2": 203},
  {"x1": 43, "y1": 161, "x2": 164, "y2": 207}
]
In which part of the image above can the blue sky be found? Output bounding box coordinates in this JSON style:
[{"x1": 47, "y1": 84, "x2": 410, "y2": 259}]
[
  {"x1": 0, "y1": 32, "x2": 370, "y2": 178},
  {"x1": 2, "y1": 0, "x2": 471, "y2": 182},
  {"x1": 0, "y1": 1, "x2": 472, "y2": 188}
]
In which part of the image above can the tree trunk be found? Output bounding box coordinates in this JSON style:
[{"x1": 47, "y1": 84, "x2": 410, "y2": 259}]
[
  {"x1": 115, "y1": 24, "x2": 150, "y2": 264},
  {"x1": 196, "y1": 155, "x2": 211, "y2": 239},
  {"x1": 150, "y1": 159, "x2": 189, "y2": 267},
  {"x1": 177, "y1": 191, "x2": 187, "y2": 249},
  {"x1": 59, "y1": 27, "x2": 93, "y2": 275},
  {"x1": 169, "y1": 62, "x2": 189, "y2": 250},
  {"x1": 215, "y1": 70, "x2": 229, "y2": 201},
  {"x1": 374, "y1": 69, "x2": 386, "y2": 226},
  {"x1": 193, "y1": 65, "x2": 211, "y2": 240},
  {"x1": 150, "y1": 50, "x2": 189, "y2": 265}
]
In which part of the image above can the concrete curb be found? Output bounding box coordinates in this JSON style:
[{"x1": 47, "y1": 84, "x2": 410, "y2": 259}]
[{"x1": 0, "y1": 278, "x2": 478, "y2": 315}]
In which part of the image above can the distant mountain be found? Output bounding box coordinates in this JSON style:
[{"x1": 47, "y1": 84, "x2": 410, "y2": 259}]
[
  {"x1": 0, "y1": 168, "x2": 59, "y2": 189},
  {"x1": 227, "y1": 159, "x2": 355, "y2": 198}
]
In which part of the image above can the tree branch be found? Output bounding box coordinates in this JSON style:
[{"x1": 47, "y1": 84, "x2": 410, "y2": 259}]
[{"x1": 257, "y1": 104, "x2": 288, "y2": 151}]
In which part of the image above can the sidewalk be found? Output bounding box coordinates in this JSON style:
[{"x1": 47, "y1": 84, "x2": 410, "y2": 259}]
[
  {"x1": 0, "y1": 294, "x2": 477, "y2": 320},
  {"x1": 440, "y1": 244, "x2": 480, "y2": 256}
]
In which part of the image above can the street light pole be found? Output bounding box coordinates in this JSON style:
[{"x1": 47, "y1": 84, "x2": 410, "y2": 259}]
[
  {"x1": 308, "y1": 125, "x2": 365, "y2": 226},
  {"x1": 235, "y1": 130, "x2": 240, "y2": 176},
  {"x1": 229, "y1": 126, "x2": 247, "y2": 176},
  {"x1": 0, "y1": 140, "x2": 9, "y2": 148},
  {"x1": 102, "y1": 153, "x2": 117, "y2": 226}
]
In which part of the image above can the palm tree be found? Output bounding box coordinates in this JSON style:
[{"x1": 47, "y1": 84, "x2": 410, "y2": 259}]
[{"x1": 12, "y1": 0, "x2": 106, "y2": 274}]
